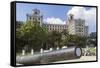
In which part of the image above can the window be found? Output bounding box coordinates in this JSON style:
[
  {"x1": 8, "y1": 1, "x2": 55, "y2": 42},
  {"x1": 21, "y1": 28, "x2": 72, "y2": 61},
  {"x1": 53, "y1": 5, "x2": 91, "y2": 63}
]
[
  {"x1": 78, "y1": 28, "x2": 82, "y2": 32},
  {"x1": 30, "y1": 17, "x2": 31, "y2": 20},
  {"x1": 38, "y1": 18, "x2": 40, "y2": 20},
  {"x1": 34, "y1": 11, "x2": 38, "y2": 14},
  {"x1": 50, "y1": 28, "x2": 51, "y2": 30}
]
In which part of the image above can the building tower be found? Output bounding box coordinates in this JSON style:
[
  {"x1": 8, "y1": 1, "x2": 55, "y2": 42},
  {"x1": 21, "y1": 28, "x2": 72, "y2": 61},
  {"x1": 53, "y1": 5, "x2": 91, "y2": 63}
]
[
  {"x1": 26, "y1": 9, "x2": 43, "y2": 26},
  {"x1": 67, "y1": 14, "x2": 88, "y2": 37}
]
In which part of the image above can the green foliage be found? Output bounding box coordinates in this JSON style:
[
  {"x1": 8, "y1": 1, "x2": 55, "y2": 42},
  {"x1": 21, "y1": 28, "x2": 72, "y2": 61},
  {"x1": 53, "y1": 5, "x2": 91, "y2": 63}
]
[
  {"x1": 82, "y1": 47, "x2": 96, "y2": 56},
  {"x1": 90, "y1": 48, "x2": 96, "y2": 55},
  {"x1": 16, "y1": 21, "x2": 23, "y2": 28},
  {"x1": 47, "y1": 31, "x2": 62, "y2": 49},
  {"x1": 16, "y1": 21, "x2": 48, "y2": 52},
  {"x1": 87, "y1": 38, "x2": 96, "y2": 46},
  {"x1": 64, "y1": 35, "x2": 87, "y2": 47},
  {"x1": 16, "y1": 21, "x2": 91, "y2": 53}
]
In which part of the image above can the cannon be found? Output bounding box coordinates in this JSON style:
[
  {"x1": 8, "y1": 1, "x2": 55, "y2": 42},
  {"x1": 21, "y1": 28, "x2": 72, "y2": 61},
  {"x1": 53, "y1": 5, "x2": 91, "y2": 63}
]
[{"x1": 16, "y1": 46, "x2": 82, "y2": 65}]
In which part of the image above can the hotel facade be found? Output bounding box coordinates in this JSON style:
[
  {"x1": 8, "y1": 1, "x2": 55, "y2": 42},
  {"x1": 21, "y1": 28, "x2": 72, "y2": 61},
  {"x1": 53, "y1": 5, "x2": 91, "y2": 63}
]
[
  {"x1": 67, "y1": 14, "x2": 88, "y2": 37},
  {"x1": 26, "y1": 9, "x2": 88, "y2": 37}
]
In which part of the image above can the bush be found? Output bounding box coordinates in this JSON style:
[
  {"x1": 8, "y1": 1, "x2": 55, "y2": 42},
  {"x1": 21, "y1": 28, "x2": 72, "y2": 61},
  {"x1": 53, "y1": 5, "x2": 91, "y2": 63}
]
[{"x1": 82, "y1": 47, "x2": 96, "y2": 56}]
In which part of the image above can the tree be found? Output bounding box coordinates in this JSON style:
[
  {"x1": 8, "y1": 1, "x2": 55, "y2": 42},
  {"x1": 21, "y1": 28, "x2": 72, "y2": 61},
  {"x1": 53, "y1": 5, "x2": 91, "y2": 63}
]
[
  {"x1": 16, "y1": 21, "x2": 23, "y2": 28},
  {"x1": 61, "y1": 29, "x2": 69, "y2": 36},
  {"x1": 47, "y1": 31, "x2": 62, "y2": 49},
  {"x1": 88, "y1": 38, "x2": 96, "y2": 47},
  {"x1": 64, "y1": 35, "x2": 87, "y2": 47},
  {"x1": 16, "y1": 21, "x2": 48, "y2": 52}
]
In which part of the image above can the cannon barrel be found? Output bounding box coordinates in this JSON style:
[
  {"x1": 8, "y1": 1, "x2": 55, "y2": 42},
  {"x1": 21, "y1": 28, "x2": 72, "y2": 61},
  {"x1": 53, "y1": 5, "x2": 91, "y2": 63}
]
[{"x1": 16, "y1": 46, "x2": 82, "y2": 65}]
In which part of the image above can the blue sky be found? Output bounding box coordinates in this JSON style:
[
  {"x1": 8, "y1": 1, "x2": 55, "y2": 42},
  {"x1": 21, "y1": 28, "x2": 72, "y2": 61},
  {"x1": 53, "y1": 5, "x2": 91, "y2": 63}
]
[
  {"x1": 16, "y1": 3, "x2": 96, "y2": 33},
  {"x1": 16, "y1": 3, "x2": 72, "y2": 21}
]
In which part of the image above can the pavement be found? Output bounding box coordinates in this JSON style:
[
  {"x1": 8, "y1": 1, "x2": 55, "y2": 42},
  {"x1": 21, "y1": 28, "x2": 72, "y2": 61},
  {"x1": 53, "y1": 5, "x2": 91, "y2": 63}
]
[
  {"x1": 53, "y1": 56, "x2": 96, "y2": 63},
  {"x1": 16, "y1": 56, "x2": 96, "y2": 65}
]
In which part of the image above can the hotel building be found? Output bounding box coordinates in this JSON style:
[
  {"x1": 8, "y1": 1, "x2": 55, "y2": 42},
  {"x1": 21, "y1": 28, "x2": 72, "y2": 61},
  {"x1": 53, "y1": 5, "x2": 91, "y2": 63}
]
[
  {"x1": 26, "y1": 9, "x2": 88, "y2": 37},
  {"x1": 67, "y1": 14, "x2": 88, "y2": 37},
  {"x1": 43, "y1": 23, "x2": 67, "y2": 32}
]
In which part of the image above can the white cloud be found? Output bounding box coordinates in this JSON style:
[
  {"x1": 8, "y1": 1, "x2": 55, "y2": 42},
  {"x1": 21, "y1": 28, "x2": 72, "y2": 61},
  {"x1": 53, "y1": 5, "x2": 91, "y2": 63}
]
[
  {"x1": 44, "y1": 17, "x2": 66, "y2": 24},
  {"x1": 67, "y1": 7, "x2": 85, "y2": 19},
  {"x1": 67, "y1": 6, "x2": 96, "y2": 33},
  {"x1": 43, "y1": 7, "x2": 96, "y2": 33}
]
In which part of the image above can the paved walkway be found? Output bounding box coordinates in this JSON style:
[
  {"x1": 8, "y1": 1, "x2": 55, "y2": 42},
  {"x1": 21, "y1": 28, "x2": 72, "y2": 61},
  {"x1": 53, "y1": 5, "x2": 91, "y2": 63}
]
[
  {"x1": 16, "y1": 56, "x2": 96, "y2": 65},
  {"x1": 53, "y1": 56, "x2": 96, "y2": 63}
]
